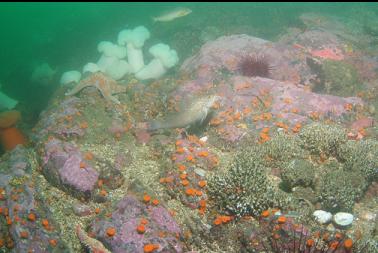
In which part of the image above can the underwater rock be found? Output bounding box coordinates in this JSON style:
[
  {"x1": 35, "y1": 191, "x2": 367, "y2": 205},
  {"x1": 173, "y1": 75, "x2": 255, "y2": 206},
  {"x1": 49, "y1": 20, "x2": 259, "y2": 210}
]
[
  {"x1": 32, "y1": 77, "x2": 126, "y2": 201},
  {"x1": 320, "y1": 60, "x2": 361, "y2": 97},
  {"x1": 89, "y1": 195, "x2": 183, "y2": 253},
  {"x1": 73, "y1": 202, "x2": 92, "y2": 217},
  {"x1": 350, "y1": 116, "x2": 374, "y2": 130},
  {"x1": 41, "y1": 138, "x2": 99, "y2": 200},
  {"x1": 0, "y1": 146, "x2": 70, "y2": 252},
  {"x1": 95, "y1": 158, "x2": 124, "y2": 190},
  {"x1": 177, "y1": 34, "x2": 363, "y2": 131},
  {"x1": 247, "y1": 214, "x2": 313, "y2": 252},
  {"x1": 32, "y1": 97, "x2": 84, "y2": 141},
  {"x1": 171, "y1": 35, "x2": 363, "y2": 143},
  {"x1": 134, "y1": 128, "x2": 151, "y2": 144},
  {"x1": 181, "y1": 34, "x2": 312, "y2": 84},
  {"x1": 217, "y1": 124, "x2": 246, "y2": 143},
  {"x1": 108, "y1": 119, "x2": 126, "y2": 135},
  {"x1": 175, "y1": 55, "x2": 362, "y2": 144}
]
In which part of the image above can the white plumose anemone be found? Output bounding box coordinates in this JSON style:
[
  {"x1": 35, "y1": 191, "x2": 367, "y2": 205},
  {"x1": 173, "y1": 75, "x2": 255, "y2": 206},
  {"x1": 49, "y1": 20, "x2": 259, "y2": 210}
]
[
  {"x1": 83, "y1": 63, "x2": 100, "y2": 74},
  {"x1": 60, "y1": 70, "x2": 82, "y2": 86},
  {"x1": 105, "y1": 60, "x2": 131, "y2": 81},
  {"x1": 117, "y1": 26, "x2": 150, "y2": 73},
  {"x1": 96, "y1": 55, "x2": 131, "y2": 80},
  {"x1": 97, "y1": 41, "x2": 127, "y2": 59},
  {"x1": 135, "y1": 43, "x2": 179, "y2": 80},
  {"x1": 97, "y1": 55, "x2": 118, "y2": 71},
  {"x1": 96, "y1": 41, "x2": 131, "y2": 80}
]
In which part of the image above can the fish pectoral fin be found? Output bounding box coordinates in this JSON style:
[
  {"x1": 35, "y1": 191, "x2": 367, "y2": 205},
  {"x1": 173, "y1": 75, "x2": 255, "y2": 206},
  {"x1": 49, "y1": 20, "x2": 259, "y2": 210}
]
[
  {"x1": 200, "y1": 108, "x2": 212, "y2": 125},
  {"x1": 199, "y1": 112, "x2": 209, "y2": 125}
]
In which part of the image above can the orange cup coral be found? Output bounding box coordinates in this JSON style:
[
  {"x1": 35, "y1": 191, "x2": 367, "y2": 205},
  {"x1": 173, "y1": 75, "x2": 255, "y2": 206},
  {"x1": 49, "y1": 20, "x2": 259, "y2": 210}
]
[{"x1": 143, "y1": 244, "x2": 159, "y2": 252}]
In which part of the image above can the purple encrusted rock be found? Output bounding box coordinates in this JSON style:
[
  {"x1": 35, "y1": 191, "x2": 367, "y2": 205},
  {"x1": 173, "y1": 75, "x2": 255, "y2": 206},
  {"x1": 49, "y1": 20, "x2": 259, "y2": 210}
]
[
  {"x1": 150, "y1": 206, "x2": 181, "y2": 234},
  {"x1": 0, "y1": 146, "x2": 70, "y2": 252},
  {"x1": 59, "y1": 153, "x2": 98, "y2": 192},
  {"x1": 41, "y1": 138, "x2": 99, "y2": 199},
  {"x1": 90, "y1": 195, "x2": 183, "y2": 253},
  {"x1": 32, "y1": 96, "x2": 83, "y2": 141},
  {"x1": 180, "y1": 34, "x2": 312, "y2": 84},
  {"x1": 170, "y1": 73, "x2": 362, "y2": 144}
]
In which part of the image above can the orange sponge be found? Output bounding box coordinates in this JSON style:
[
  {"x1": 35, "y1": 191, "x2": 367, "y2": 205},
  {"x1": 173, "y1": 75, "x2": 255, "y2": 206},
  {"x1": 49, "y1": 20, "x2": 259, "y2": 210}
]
[
  {"x1": 0, "y1": 110, "x2": 21, "y2": 128},
  {"x1": 0, "y1": 127, "x2": 27, "y2": 151}
]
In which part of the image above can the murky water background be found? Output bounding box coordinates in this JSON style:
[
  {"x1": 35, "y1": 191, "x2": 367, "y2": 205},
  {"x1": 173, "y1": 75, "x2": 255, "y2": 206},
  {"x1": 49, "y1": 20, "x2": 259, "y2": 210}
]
[{"x1": 0, "y1": 2, "x2": 376, "y2": 122}]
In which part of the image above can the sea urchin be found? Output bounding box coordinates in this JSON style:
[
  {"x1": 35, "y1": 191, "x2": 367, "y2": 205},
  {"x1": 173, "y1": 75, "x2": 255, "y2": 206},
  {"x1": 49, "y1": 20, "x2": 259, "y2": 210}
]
[{"x1": 237, "y1": 54, "x2": 273, "y2": 78}]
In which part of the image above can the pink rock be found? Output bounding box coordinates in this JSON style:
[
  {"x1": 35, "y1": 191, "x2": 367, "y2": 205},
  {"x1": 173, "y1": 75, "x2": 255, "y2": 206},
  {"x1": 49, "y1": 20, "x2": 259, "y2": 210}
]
[
  {"x1": 219, "y1": 124, "x2": 246, "y2": 143},
  {"x1": 173, "y1": 34, "x2": 364, "y2": 145},
  {"x1": 134, "y1": 129, "x2": 151, "y2": 144},
  {"x1": 43, "y1": 138, "x2": 99, "y2": 197},
  {"x1": 170, "y1": 74, "x2": 363, "y2": 145},
  {"x1": 108, "y1": 119, "x2": 125, "y2": 134},
  {"x1": 59, "y1": 153, "x2": 99, "y2": 192},
  {"x1": 180, "y1": 35, "x2": 312, "y2": 84},
  {"x1": 2, "y1": 147, "x2": 71, "y2": 251},
  {"x1": 310, "y1": 47, "x2": 344, "y2": 61},
  {"x1": 350, "y1": 117, "x2": 374, "y2": 130},
  {"x1": 90, "y1": 195, "x2": 183, "y2": 253}
]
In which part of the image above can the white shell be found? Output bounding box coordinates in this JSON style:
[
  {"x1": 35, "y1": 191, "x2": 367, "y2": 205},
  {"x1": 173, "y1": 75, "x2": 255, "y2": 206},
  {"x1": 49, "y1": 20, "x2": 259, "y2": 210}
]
[
  {"x1": 200, "y1": 136, "x2": 208, "y2": 142},
  {"x1": 313, "y1": 210, "x2": 332, "y2": 224},
  {"x1": 333, "y1": 212, "x2": 353, "y2": 226},
  {"x1": 194, "y1": 168, "x2": 206, "y2": 177}
]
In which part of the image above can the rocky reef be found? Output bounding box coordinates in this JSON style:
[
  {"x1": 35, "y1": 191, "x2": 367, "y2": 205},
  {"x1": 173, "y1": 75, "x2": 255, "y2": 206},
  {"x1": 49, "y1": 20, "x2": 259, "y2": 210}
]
[
  {"x1": 89, "y1": 195, "x2": 183, "y2": 253},
  {"x1": 0, "y1": 147, "x2": 70, "y2": 252},
  {"x1": 1, "y1": 10, "x2": 378, "y2": 253}
]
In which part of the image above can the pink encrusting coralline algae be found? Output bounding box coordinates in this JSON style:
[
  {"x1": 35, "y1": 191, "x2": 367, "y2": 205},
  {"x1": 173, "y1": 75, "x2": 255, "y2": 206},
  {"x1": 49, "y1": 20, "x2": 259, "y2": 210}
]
[
  {"x1": 89, "y1": 195, "x2": 183, "y2": 253},
  {"x1": 309, "y1": 47, "x2": 345, "y2": 60}
]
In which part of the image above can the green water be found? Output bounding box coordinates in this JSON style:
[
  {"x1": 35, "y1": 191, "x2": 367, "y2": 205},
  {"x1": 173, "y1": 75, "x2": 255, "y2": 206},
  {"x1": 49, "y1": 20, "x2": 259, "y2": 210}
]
[
  {"x1": 0, "y1": 2, "x2": 377, "y2": 123},
  {"x1": 0, "y1": 3, "x2": 378, "y2": 251}
]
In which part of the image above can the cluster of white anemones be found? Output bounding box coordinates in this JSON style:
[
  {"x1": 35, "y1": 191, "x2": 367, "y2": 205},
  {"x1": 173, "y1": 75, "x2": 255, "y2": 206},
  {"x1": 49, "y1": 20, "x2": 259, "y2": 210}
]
[{"x1": 60, "y1": 26, "x2": 179, "y2": 86}]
